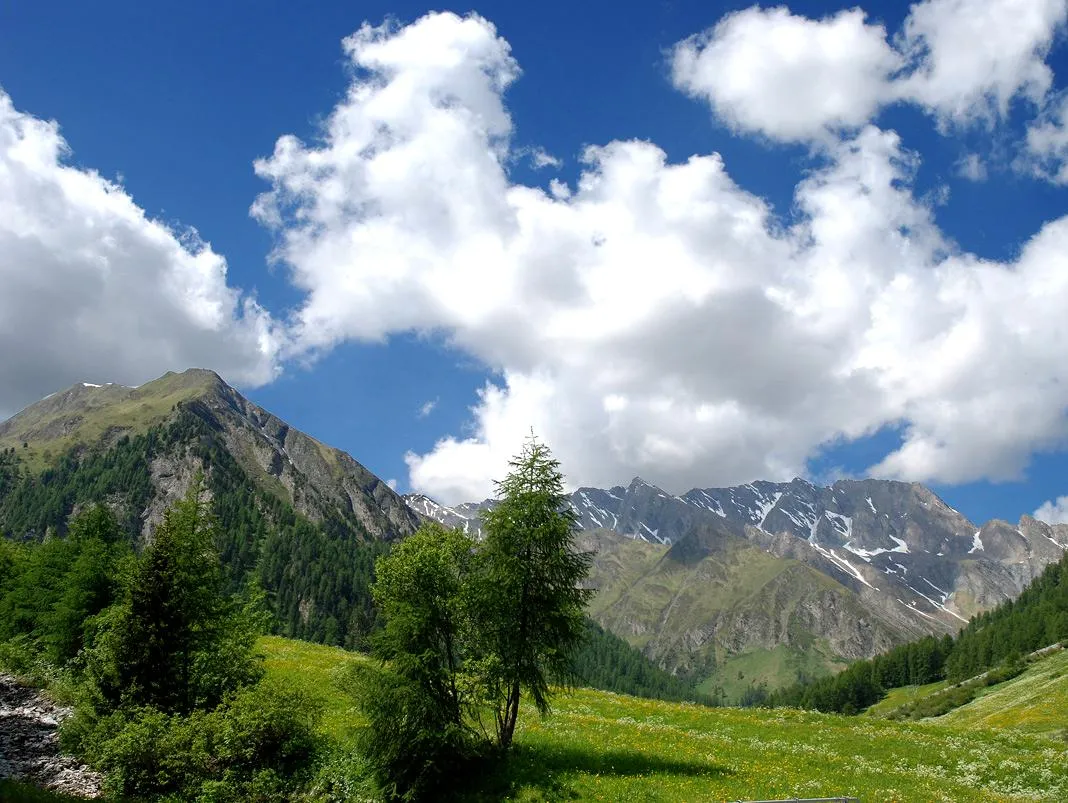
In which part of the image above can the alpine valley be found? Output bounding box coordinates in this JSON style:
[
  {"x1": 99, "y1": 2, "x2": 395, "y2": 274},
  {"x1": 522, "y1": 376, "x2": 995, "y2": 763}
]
[
  {"x1": 2, "y1": 368, "x2": 1065, "y2": 701},
  {"x1": 410, "y1": 469, "x2": 1068, "y2": 697}
]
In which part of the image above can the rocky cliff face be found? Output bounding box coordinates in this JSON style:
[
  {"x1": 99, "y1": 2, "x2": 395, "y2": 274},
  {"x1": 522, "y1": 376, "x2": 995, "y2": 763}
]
[{"x1": 176, "y1": 378, "x2": 417, "y2": 541}]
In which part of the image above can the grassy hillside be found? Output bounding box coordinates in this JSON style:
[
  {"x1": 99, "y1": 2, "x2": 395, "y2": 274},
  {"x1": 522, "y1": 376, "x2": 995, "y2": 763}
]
[
  {"x1": 258, "y1": 636, "x2": 1068, "y2": 802},
  {"x1": 698, "y1": 642, "x2": 847, "y2": 702},
  {"x1": 860, "y1": 646, "x2": 1068, "y2": 739},
  {"x1": 261, "y1": 635, "x2": 369, "y2": 745},
  {"x1": 583, "y1": 527, "x2": 893, "y2": 697},
  {"x1": 0, "y1": 370, "x2": 219, "y2": 472},
  {"x1": 864, "y1": 678, "x2": 950, "y2": 718},
  {"x1": 935, "y1": 647, "x2": 1068, "y2": 735}
]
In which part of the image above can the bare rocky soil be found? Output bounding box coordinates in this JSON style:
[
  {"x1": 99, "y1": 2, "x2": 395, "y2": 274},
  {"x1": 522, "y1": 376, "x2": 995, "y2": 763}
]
[{"x1": 0, "y1": 674, "x2": 102, "y2": 798}]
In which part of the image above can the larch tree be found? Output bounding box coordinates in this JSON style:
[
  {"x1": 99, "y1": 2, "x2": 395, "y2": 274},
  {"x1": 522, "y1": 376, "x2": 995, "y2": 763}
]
[{"x1": 475, "y1": 433, "x2": 592, "y2": 750}]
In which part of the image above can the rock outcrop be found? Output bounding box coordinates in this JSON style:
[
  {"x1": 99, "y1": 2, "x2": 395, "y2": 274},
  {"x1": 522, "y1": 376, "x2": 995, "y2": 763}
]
[{"x1": 0, "y1": 674, "x2": 102, "y2": 798}]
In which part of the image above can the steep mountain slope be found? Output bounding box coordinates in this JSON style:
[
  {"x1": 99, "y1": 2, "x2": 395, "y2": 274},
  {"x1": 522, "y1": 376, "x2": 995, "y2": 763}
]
[
  {"x1": 569, "y1": 476, "x2": 1066, "y2": 624},
  {"x1": 0, "y1": 368, "x2": 419, "y2": 648},
  {"x1": 578, "y1": 526, "x2": 907, "y2": 684},
  {"x1": 0, "y1": 369, "x2": 418, "y2": 542},
  {"x1": 409, "y1": 476, "x2": 1067, "y2": 691}
]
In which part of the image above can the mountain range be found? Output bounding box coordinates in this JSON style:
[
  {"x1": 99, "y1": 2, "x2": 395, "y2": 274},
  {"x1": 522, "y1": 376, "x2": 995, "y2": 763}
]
[
  {"x1": 407, "y1": 470, "x2": 1067, "y2": 693},
  {"x1": 2, "y1": 368, "x2": 1065, "y2": 697},
  {"x1": 0, "y1": 369, "x2": 418, "y2": 649}
]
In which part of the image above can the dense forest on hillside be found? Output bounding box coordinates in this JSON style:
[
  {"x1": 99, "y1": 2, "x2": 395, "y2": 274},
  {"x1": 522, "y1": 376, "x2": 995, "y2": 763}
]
[
  {"x1": 768, "y1": 551, "x2": 1068, "y2": 713},
  {"x1": 572, "y1": 620, "x2": 718, "y2": 704},
  {"x1": 0, "y1": 411, "x2": 387, "y2": 650},
  {"x1": 0, "y1": 414, "x2": 704, "y2": 705}
]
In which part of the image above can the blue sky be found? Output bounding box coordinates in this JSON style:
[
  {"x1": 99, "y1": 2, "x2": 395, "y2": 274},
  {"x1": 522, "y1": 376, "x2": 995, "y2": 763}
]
[{"x1": 2, "y1": 0, "x2": 1068, "y2": 524}]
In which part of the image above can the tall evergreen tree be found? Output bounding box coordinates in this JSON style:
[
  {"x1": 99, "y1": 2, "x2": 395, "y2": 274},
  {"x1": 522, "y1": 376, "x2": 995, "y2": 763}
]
[
  {"x1": 101, "y1": 477, "x2": 261, "y2": 713},
  {"x1": 44, "y1": 505, "x2": 126, "y2": 662},
  {"x1": 475, "y1": 434, "x2": 593, "y2": 750}
]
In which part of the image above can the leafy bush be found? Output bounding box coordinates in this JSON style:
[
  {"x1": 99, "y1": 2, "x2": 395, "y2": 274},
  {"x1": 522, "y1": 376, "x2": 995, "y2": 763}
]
[
  {"x1": 208, "y1": 677, "x2": 323, "y2": 782},
  {"x1": 77, "y1": 706, "x2": 212, "y2": 799},
  {"x1": 351, "y1": 662, "x2": 483, "y2": 802},
  {"x1": 64, "y1": 677, "x2": 325, "y2": 801},
  {"x1": 305, "y1": 749, "x2": 383, "y2": 803},
  {"x1": 900, "y1": 684, "x2": 977, "y2": 720}
]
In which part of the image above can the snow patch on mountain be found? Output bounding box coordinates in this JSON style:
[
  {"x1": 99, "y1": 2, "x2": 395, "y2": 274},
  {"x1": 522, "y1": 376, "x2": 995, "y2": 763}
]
[
  {"x1": 681, "y1": 488, "x2": 726, "y2": 516},
  {"x1": 825, "y1": 511, "x2": 853, "y2": 540},
  {"x1": 1042, "y1": 532, "x2": 1067, "y2": 550},
  {"x1": 922, "y1": 577, "x2": 950, "y2": 602},
  {"x1": 755, "y1": 491, "x2": 783, "y2": 528},
  {"x1": 906, "y1": 583, "x2": 968, "y2": 623},
  {"x1": 811, "y1": 542, "x2": 875, "y2": 589},
  {"x1": 889, "y1": 535, "x2": 910, "y2": 554},
  {"x1": 806, "y1": 507, "x2": 822, "y2": 545}
]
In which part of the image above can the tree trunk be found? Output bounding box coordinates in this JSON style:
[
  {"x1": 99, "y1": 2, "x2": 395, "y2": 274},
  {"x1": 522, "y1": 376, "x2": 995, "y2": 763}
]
[{"x1": 499, "y1": 679, "x2": 521, "y2": 750}]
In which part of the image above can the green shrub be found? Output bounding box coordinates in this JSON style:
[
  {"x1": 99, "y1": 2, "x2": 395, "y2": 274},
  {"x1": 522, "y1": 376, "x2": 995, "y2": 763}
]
[
  {"x1": 305, "y1": 748, "x2": 383, "y2": 803},
  {"x1": 82, "y1": 706, "x2": 211, "y2": 799},
  {"x1": 63, "y1": 677, "x2": 325, "y2": 801},
  {"x1": 907, "y1": 684, "x2": 977, "y2": 719},
  {"x1": 209, "y1": 676, "x2": 323, "y2": 781},
  {"x1": 982, "y1": 661, "x2": 1026, "y2": 687},
  {"x1": 351, "y1": 662, "x2": 483, "y2": 802}
]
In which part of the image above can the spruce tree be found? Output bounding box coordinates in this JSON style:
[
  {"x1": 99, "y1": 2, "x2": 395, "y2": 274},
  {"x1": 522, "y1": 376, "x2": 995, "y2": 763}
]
[{"x1": 103, "y1": 477, "x2": 260, "y2": 713}]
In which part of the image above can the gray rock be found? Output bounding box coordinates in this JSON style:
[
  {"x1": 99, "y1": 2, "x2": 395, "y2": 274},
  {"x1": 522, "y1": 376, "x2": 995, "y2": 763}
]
[{"x1": 0, "y1": 674, "x2": 103, "y2": 798}]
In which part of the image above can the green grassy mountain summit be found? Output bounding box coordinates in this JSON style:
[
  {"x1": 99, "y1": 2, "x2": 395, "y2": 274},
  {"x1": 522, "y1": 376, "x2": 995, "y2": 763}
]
[
  {"x1": 0, "y1": 368, "x2": 420, "y2": 648},
  {"x1": 0, "y1": 368, "x2": 418, "y2": 542}
]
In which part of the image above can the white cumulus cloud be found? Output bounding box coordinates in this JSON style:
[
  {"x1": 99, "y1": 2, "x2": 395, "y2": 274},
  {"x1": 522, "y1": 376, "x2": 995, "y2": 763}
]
[
  {"x1": 1025, "y1": 94, "x2": 1068, "y2": 183},
  {"x1": 1034, "y1": 495, "x2": 1068, "y2": 524},
  {"x1": 672, "y1": 6, "x2": 901, "y2": 142},
  {"x1": 899, "y1": 0, "x2": 1067, "y2": 127},
  {"x1": 671, "y1": 0, "x2": 1068, "y2": 142},
  {"x1": 0, "y1": 87, "x2": 280, "y2": 417},
  {"x1": 956, "y1": 152, "x2": 988, "y2": 181},
  {"x1": 253, "y1": 11, "x2": 1068, "y2": 504}
]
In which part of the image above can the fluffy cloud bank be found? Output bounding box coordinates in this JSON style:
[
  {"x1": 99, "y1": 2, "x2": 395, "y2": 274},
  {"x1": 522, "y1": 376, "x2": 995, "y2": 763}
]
[
  {"x1": 1034, "y1": 495, "x2": 1068, "y2": 524},
  {"x1": 0, "y1": 88, "x2": 279, "y2": 417},
  {"x1": 253, "y1": 9, "x2": 1068, "y2": 503},
  {"x1": 672, "y1": 0, "x2": 1068, "y2": 141}
]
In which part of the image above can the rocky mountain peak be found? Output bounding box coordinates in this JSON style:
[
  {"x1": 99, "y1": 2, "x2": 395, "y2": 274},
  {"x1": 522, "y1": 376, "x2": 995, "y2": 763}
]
[
  {"x1": 1, "y1": 368, "x2": 419, "y2": 543},
  {"x1": 412, "y1": 471, "x2": 1066, "y2": 642}
]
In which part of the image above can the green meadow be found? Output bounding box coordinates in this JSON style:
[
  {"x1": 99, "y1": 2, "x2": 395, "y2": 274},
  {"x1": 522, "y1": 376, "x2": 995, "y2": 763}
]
[{"x1": 259, "y1": 636, "x2": 1068, "y2": 802}]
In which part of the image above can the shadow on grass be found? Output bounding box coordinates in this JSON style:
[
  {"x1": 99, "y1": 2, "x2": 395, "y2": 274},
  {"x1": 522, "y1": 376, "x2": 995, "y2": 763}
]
[
  {"x1": 0, "y1": 779, "x2": 86, "y2": 802},
  {"x1": 458, "y1": 742, "x2": 732, "y2": 801}
]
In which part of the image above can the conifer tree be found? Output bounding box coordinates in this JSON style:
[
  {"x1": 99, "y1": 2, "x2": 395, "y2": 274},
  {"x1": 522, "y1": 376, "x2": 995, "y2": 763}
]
[
  {"x1": 475, "y1": 434, "x2": 592, "y2": 750},
  {"x1": 103, "y1": 477, "x2": 260, "y2": 713}
]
